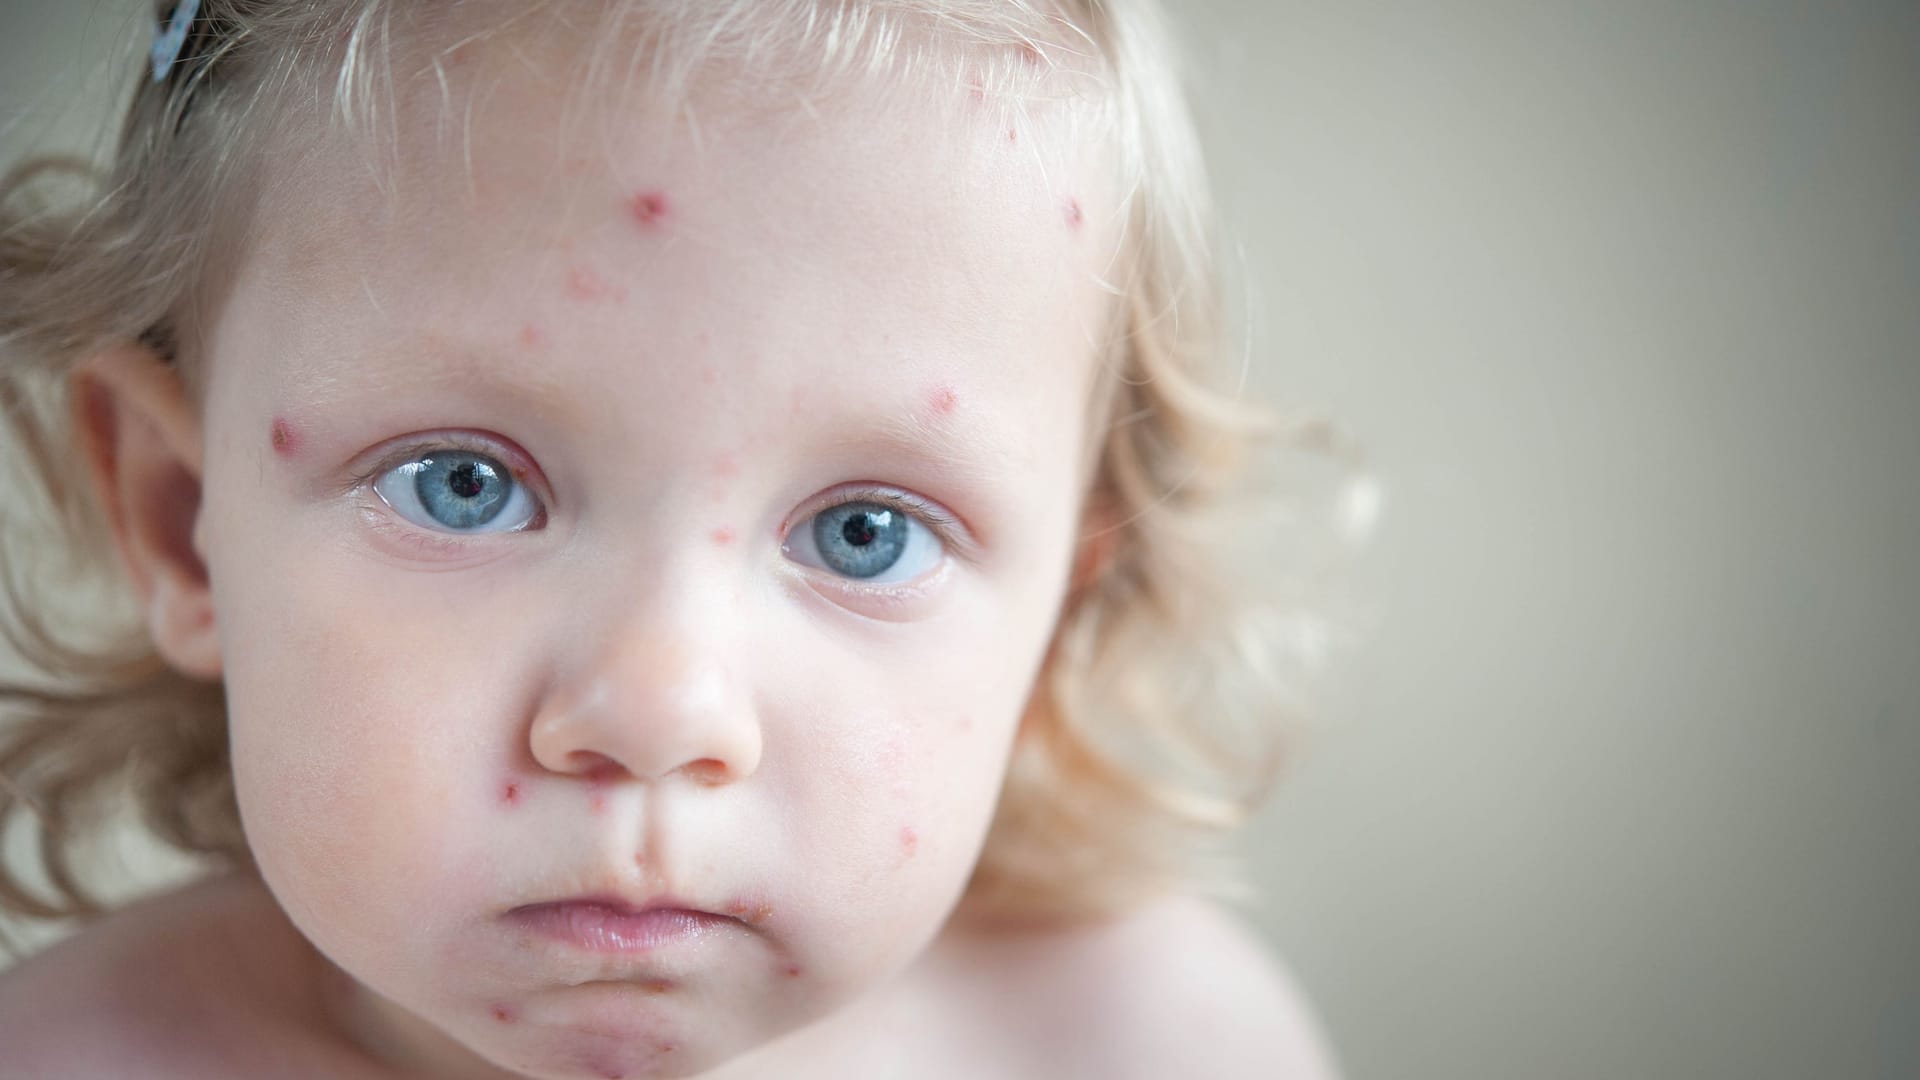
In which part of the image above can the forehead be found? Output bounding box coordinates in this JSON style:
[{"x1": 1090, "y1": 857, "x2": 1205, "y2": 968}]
[{"x1": 230, "y1": 29, "x2": 1120, "y2": 439}]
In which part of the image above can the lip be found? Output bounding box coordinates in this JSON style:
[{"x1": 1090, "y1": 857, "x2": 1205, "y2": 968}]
[{"x1": 506, "y1": 896, "x2": 738, "y2": 954}]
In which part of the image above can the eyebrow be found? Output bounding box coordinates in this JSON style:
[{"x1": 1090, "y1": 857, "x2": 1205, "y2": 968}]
[
  {"x1": 834, "y1": 400, "x2": 1023, "y2": 492},
  {"x1": 295, "y1": 332, "x2": 1023, "y2": 505},
  {"x1": 289, "y1": 334, "x2": 586, "y2": 430}
]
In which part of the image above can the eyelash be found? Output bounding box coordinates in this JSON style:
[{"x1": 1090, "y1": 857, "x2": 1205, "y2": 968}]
[{"x1": 348, "y1": 435, "x2": 966, "y2": 567}]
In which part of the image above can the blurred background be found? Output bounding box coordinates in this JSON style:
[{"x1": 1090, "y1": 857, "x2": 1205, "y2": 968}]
[{"x1": 3, "y1": 2, "x2": 1916, "y2": 1078}]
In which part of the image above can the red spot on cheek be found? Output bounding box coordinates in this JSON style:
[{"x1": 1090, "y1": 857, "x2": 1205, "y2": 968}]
[
  {"x1": 711, "y1": 526, "x2": 735, "y2": 547},
  {"x1": 627, "y1": 190, "x2": 669, "y2": 228},
  {"x1": 900, "y1": 825, "x2": 919, "y2": 858},
  {"x1": 566, "y1": 265, "x2": 626, "y2": 304},
  {"x1": 929, "y1": 386, "x2": 958, "y2": 416},
  {"x1": 588, "y1": 793, "x2": 606, "y2": 815},
  {"x1": 518, "y1": 323, "x2": 548, "y2": 350},
  {"x1": 269, "y1": 417, "x2": 297, "y2": 457},
  {"x1": 1064, "y1": 198, "x2": 1084, "y2": 231},
  {"x1": 490, "y1": 1003, "x2": 517, "y2": 1023},
  {"x1": 500, "y1": 780, "x2": 521, "y2": 807},
  {"x1": 783, "y1": 964, "x2": 803, "y2": 979}
]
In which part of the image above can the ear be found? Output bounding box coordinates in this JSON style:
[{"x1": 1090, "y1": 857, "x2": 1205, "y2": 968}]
[
  {"x1": 1066, "y1": 497, "x2": 1122, "y2": 601},
  {"x1": 68, "y1": 343, "x2": 221, "y2": 681},
  {"x1": 1016, "y1": 500, "x2": 1124, "y2": 741}
]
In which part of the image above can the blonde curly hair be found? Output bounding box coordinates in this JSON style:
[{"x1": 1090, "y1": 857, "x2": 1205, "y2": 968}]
[{"x1": 0, "y1": 0, "x2": 1374, "y2": 947}]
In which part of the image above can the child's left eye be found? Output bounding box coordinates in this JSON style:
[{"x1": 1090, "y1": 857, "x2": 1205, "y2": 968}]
[
  {"x1": 782, "y1": 494, "x2": 951, "y2": 585},
  {"x1": 371, "y1": 449, "x2": 543, "y2": 534}
]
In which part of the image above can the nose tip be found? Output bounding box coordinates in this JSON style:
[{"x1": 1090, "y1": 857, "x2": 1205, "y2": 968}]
[{"x1": 528, "y1": 661, "x2": 762, "y2": 787}]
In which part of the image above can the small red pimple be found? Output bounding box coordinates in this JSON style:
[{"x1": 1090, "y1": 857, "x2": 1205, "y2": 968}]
[
  {"x1": 490, "y1": 1003, "x2": 517, "y2": 1023},
  {"x1": 783, "y1": 964, "x2": 803, "y2": 979},
  {"x1": 1064, "y1": 198, "x2": 1084, "y2": 230},
  {"x1": 564, "y1": 265, "x2": 610, "y2": 303},
  {"x1": 269, "y1": 417, "x2": 296, "y2": 457},
  {"x1": 501, "y1": 781, "x2": 521, "y2": 807},
  {"x1": 929, "y1": 386, "x2": 958, "y2": 416},
  {"x1": 901, "y1": 825, "x2": 919, "y2": 857},
  {"x1": 627, "y1": 190, "x2": 669, "y2": 228},
  {"x1": 588, "y1": 793, "x2": 606, "y2": 815},
  {"x1": 711, "y1": 526, "x2": 735, "y2": 547},
  {"x1": 518, "y1": 323, "x2": 548, "y2": 350}
]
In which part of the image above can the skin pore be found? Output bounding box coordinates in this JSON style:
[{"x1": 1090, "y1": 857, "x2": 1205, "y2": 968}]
[{"x1": 82, "y1": 25, "x2": 1124, "y2": 1080}]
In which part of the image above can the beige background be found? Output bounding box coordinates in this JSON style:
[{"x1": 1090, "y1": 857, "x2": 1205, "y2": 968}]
[{"x1": 4, "y1": 3, "x2": 1917, "y2": 1078}]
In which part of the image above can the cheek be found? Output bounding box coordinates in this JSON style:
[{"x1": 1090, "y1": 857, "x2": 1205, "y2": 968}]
[{"x1": 216, "y1": 563, "x2": 506, "y2": 918}]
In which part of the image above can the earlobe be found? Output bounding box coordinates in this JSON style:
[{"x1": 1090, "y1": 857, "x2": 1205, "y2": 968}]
[{"x1": 69, "y1": 343, "x2": 221, "y2": 681}]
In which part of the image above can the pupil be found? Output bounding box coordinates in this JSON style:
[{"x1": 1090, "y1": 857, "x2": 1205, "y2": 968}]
[
  {"x1": 448, "y1": 463, "x2": 485, "y2": 499},
  {"x1": 841, "y1": 513, "x2": 880, "y2": 547}
]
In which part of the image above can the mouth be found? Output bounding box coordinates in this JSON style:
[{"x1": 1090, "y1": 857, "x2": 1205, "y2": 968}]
[{"x1": 505, "y1": 896, "x2": 741, "y2": 955}]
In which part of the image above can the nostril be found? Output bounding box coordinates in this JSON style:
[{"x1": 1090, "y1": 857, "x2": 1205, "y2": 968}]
[
  {"x1": 682, "y1": 759, "x2": 730, "y2": 786},
  {"x1": 574, "y1": 754, "x2": 624, "y2": 783}
]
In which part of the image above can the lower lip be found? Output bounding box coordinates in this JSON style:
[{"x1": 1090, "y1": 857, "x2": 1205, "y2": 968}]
[{"x1": 508, "y1": 902, "x2": 734, "y2": 954}]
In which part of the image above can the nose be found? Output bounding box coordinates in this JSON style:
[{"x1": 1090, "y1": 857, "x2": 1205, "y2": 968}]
[{"x1": 528, "y1": 595, "x2": 761, "y2": 787}]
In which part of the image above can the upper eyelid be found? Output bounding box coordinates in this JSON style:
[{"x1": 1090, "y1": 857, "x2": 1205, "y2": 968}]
[
  {"x1": 788, "y1": 485, "x2": 975, "y2": 563},
  {"x1": 347, "y1": 431, "x2": 546, "y2": 500}
]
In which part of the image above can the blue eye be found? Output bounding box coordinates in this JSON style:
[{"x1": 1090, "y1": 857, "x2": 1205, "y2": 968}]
[
  {"x1": 786, "y1": 498, "x2": 947, "y2": 584},
  {"x1": 371, "y1": 449, "x2": 541, "y2": 534}
]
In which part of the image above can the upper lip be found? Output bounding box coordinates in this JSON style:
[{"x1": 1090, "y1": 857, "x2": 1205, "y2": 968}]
[{"x1": 510, "y1": 892, "x2": 716, "y2": 918}]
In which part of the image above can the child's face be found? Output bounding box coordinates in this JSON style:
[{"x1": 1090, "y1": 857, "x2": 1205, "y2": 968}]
[{"x1": 188, "y1": 38, "x2": 1111, "y2": 1080}]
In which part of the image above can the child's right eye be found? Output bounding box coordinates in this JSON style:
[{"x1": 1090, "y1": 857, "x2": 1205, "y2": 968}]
[{"x1": 371, "y1": 448, "x2": 544, "y2": 534}]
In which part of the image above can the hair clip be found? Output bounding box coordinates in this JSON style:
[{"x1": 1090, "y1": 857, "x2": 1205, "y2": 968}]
[{"x1": 150, "y1": 0, "x2": 202, "y2": 83}]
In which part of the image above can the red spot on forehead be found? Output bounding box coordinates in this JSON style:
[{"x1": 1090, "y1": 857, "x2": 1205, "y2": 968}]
[
  {"x1": 900, "y1": 825, "x2": 919, "y2": 857},
  {"x1": 1064, "y1": 198, "x2": 1084, "y2": 231},
  {"x1": 626, "y1": 190, "x2": 670, "y2": 228},
  {"x1": 928, "y1": 386, "x2": 958, "y2": 416},
  {"x1": 268, "y1": 417, "x2": 297, "y2": 457}
]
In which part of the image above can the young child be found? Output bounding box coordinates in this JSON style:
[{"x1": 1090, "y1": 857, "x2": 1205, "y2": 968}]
[{"x1": 0, "y1": 1, "x2": 1361, "y2": 1076}]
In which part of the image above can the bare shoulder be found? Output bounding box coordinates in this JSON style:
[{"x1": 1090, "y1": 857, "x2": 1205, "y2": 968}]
[
  {"x1": 941, "y1": 894, "x2": 1343, "y2": 1080},
  {"x1": 0, "y1": 874, "x2": 367, "y2": 1079}
]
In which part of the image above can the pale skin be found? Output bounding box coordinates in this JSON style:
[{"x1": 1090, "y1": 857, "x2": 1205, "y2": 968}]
[{"x1": 0, "y1": 29, "x2": 1339, "y2": 1080}]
